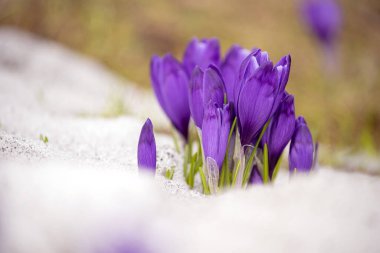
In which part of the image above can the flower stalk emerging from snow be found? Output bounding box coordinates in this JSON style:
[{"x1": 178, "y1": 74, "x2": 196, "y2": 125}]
[{"x1": 145, "y1": 37, "x2": 316, "y2": 194}]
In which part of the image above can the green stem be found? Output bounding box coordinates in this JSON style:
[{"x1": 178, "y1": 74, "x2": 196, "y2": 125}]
[
  {"x1": 242, "y1": 120, "x2": 270, "y2": 186},
  {"x1": 271, "y1": 154, "x2": 282, "y2": 181},
  {"x1": 263, "y1": 143, "x2": 269, "y2": 183}
]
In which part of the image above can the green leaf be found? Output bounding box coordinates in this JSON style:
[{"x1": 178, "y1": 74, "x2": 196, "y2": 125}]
[{"x1": 263, "y1": 143, "x2": 269, "y2": 183}]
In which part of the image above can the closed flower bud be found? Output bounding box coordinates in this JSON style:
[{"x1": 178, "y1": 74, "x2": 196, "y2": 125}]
[{"x1": 137, "y1": 118, "x2": 156, "y2": 172}]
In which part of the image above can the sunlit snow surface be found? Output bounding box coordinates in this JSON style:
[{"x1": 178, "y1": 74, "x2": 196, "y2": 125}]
[{"x1": 0, "y1": 28, "x2": 379, "y2": 253}]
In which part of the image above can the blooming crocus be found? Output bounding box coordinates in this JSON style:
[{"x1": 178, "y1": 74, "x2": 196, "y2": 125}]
[
  {"x1": 137, "y1": 118, "x2": 156, "y2": 172},
  {"x1": 302, "y1": 0, "x2": 341, "y2": 47},
  {"x1": 220, "y1": 45, "x2": 250, "y2": 104},
  {"x1": 188, "y1": 65, "x2": 226, "y2": 128},
  {"x1": 234, "y1": 49, "x2": 291, "y2": 118},
  {"x1": 183, "y1": 38, "x2": 220, "y2": 76},
  {"x1": 202, "y1": 103, "x2": 231, "y2": 169},
  {"x1": 289, "y1": 116, "x2": 314, "y2": 173},
  {"x1": 236, "y1": 61, "x2": 280, "y2": 146},
  {"x1": 262, "y1": 93, "x2": 296, "y2": 178},
  {"x1": 150, "y1": 54, "x2": 190, "y2": 139}
]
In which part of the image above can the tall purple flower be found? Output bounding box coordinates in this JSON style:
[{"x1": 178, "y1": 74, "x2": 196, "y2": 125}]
[
  {"x1": 202, "y1": 103, "x2": 231, "y2": 169},
  {"x1": 188, "y1": 65, "x2": 225, "y2": 128},
  {"x1": 302, "y1": 0, "x2": 341, "y2": 46},
  {"x1": 235, "y1": 50, "x2": 291, "y2": 145},
  {"x1": 220, "y1": 45, "x2": 250, "y2": 104},
  {"x1": 236, "y1": 62, "x2": 279, "y2": 146},
  {"x1": 262, "y1": 93, "x2": 296, "y2": 178},
  {"x1": 183, "y1": 38, "x2": 220, "y2": 76},
  {"x1": 137, "y1": 118, "x2": 156, "y2": 172},
  {"x1": 150, "y1": 54, "x2": 190, "y2": 139},
  {"x1": 289, "y1": 116, "x2": 314, "y2": 173}
]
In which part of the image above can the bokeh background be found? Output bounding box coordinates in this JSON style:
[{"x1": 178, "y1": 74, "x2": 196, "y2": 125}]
[{"x1": 1, "y1": 0, "x2": 379, "y2": 156}]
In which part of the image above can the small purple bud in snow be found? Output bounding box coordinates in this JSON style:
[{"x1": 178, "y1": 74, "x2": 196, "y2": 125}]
[
  {"x1": 220, "y1": 45, "x2": 250, "y2": 104},
  {"x1": 302, "y1": 0, "x2": 342, "y2": 46},
  {"x1": 262, "y1": 93, "x2": 296, "y2": 178},
  {"x1": 202, "y1": 103, "x2": 231, "y2": 169},
  {"x1": 150, "y1": 54, "x2": 190, "y2": 140},
  {"x1": 289, "y1": 116, "x2": 314, "y2": 173},
  {"x1": 137, "y1": 118, "x2": 156, "y2": 172},
  {"x1": 183, "y1": 38, "x2": 220, "y2": 76},
  {"x1": 188, "y1": 65, "x2": 225, "y2": 128}
]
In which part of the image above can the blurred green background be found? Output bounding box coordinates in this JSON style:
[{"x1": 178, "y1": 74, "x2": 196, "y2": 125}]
[{"x1": 1, "y1": 0, "x2": 379, "y2": 155}]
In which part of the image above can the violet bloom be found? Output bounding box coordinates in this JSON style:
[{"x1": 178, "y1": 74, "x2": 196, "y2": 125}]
[
  {"x1": 220, "y1": 45, "x2": 250, "y2": 104},
  {"x1": 183, "y1": 38, "x2": 220, "y2": 76},
  {"x1": 189, "y1": 65, "x2": 226, "y2": 128},
  {"x1": 150, "y1": 54, "x2": 190, "y2": 139},
  {"x1": 262, "y1": 93, "x2": 296, "y2": 178},
  {"x1": 137, "y1": 118, "x2": 156, "y2": 172},
  {"x1": 249, "y1": 165, "x2": 263, "y2": 184},
  {"x1": 235, "y1": 50, "x2": 291, "y2": 145},
  {"x1": 202, "y1": 103, "x2": 231, "y2": 169},
  {"x1": 302, "y1": 0, "x2": 341, "y2": 47},
  {"x1": 289, "y1": 116, "x2": 314, "y2": 173}
]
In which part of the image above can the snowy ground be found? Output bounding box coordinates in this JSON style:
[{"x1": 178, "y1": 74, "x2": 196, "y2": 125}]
[{"x1": 0, "y1": 27, "x2": 379, "y2": 253}]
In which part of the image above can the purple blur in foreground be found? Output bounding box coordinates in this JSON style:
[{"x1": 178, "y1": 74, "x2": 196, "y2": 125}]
[
  {"x1": 289, "y1": 116, "x2": 314, "y2": 173},
  {"x1": 262, "y1": 93, "x2": 296, "y2": 178},
  {"x1": 183, "y1": 38, "x2": 220, "y2": 76},
  {"x1": 138, "y1": 118, "x2": 156, "y2": 172},
  {"x1": 302, "y1": 0, "x2": 341, "y2": 46},
  {"x1": 202, "y1": 103, "x2": 231, "y2": 169},
  {"x1": 150, "y1": 54, "x2": 190, "y2": 139},
  {"x1": 189, "y1": 65, "x2": 226, "y2": 128}
]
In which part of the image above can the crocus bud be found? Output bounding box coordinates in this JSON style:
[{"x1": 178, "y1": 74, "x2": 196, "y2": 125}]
[
  {"x1": 150, "y1": 54, "x2": 190, "y2": 140},
  {"x1": 262, "y1": 93, "x2": 296, "y2": 178},
  {"x1": 249, "y1": 165, "x2": 263, "y2": 185},
  {"x1": 289, "y1": 116, "x2": 314, "y2": 173},
  {"x1": 188, "y1": 65, "x2": 225, "y2": 128},
  {"x1": 220, "y1": 45, "x2": 250, "y2": 104},
  {"x1": 302, "y1": 0, "x2": 341, "y2": 46},
  {"x1": 183, "y1": 38, "x2": 220, "y2": 76},
  {"x1": 236, "y1": 62, "x2": 279, "y2": 146},
  {"x1": 137, "y1": 118, "x2": 156, "y2": 172},
  {"x1": 202, "y1": 103, "x2": 231, "y2": 169}
]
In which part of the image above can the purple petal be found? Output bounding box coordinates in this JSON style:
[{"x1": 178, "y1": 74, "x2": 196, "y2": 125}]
[
  {"x1": 189, "y1": 66, "x2": 205, "y2": 128},
  {"x1": 138, "y1": 118, "x2": 156, "y2": 171},
  {"x1": 289, "y1": 116, "x2": 314, "y2": 173},
  {"x1": 202, "y1": 103, "x2": 231, "y2": 169},
  {"x1": 183, "y1": 38, "x2": 221, "y2": 76},
  {"x1": 203, "y1": 65, "x2": 225, "y2": 109},
  {"x1": 249, "y1": 165, "x2": 263, "y2": 185},
  {"x1": 263, "y1": 93, "x2": 296, "y2": 177},
  {"x1": 237, "y1": 62, "x2": 278, "y2": 145},
  {"x1": 150, "y1": 54, "x2": 190, "y2": 139},
  {"x1": 220, "y1": 45, "x2": 251, "y2": 104}
]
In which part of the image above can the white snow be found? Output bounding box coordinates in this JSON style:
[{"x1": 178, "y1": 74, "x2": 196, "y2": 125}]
[{"x1": 0, "y1": 27, "x2": 379, "y2": 253}]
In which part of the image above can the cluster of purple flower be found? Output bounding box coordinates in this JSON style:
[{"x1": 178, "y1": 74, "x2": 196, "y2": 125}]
[{"x1": 138, "y1": 38, "x2": 316, "y2": 194}]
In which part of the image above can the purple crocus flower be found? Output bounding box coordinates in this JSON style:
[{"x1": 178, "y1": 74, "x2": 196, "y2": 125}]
[
  {"x1": 302, "y1": 0, "x2": 341, "y2": 46},
  {"x1": 137, "y1": 118, "x2": 156, "y2": 172},
  {"x1": 202, "y1": 103, "x2": 231, "y2": 169},
  {"x1": 150, "y1": 54, "x2": 190, "y2": 140},
  {"x1": 289, "y1": 116, "x2": 314, "y2": 173},
  {"x1": 220, "y1": 45, "x2": 250, "y2": 104},
  {"x1": 183, "y1": 38, "x2": 220, "y2": 76},
  {"x1": 262, "y1": 93, "x2": 296, "y2": 178},
  {"x1": 236, "y1": 62, "x2": 279, "y2": 146},
  {"x1": 188, "y1": 65, "x2": 226, "y2": 128},
  {"x1": 235, "y1": 50, "x2": 291, "y2": 145}
]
